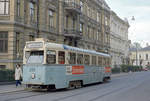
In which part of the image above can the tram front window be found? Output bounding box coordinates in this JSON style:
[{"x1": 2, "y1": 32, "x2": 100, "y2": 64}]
[{"x1": 26, "y1": 51, "x2": 44, "y2": 64}]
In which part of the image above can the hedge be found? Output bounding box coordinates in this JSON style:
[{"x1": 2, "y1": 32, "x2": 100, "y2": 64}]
[
  {"x1": 0, "y1": 69, "x2": 15, "y2": 82},
  {"x1": 112, "y1": 65, "x2": 143, "y2": 74}
]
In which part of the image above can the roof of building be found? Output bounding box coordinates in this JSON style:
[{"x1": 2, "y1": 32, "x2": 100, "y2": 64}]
[
  {"x1": 129, "y1": 48, "x2": 137, "y2": 52},
  {"x1": 130, "y1": 46, "x2": 150, "y2": 52},
  {"x1": 139, "y1": 46, "x2": 150, "y2": 51}
]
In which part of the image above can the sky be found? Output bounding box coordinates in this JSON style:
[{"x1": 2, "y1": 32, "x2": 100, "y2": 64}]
[{"x1": 105, "y1": 0, "x2": 150, "y2": 47}]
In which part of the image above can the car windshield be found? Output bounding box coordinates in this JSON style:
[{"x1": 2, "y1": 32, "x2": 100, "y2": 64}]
[{"x1": 26, "y1": 51, "x2": 44, "y2": 64}]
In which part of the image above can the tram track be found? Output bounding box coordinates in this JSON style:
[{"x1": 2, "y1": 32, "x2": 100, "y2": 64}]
[
  {"x1": 51, "y1": 84, "x2": 124, "y2": 101},
  {"x1": 0, "y1": 90, "x2": 49, "y2": 101},
  {"x1": 52, "y1": 73, "x2": 149, "y2": 101},
  {"x1": 0, "y1": 82, "x2": 109, "y2": 101},
  {"x1": 0, "y1": 89, "x2": 25, "y2": 95},
  {"x1": 0, "y1": 81, "x2": 124, "y2": 101}
]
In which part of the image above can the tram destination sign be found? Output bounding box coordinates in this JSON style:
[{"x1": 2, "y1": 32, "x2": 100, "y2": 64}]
[{"x1": 26, "y1": 42, "x2": 43, "y2": 48}]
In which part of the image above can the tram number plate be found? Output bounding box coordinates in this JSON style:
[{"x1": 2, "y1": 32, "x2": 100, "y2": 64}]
[{"x1": 66, "y1": 66, "x2": 84, "y2": 75}]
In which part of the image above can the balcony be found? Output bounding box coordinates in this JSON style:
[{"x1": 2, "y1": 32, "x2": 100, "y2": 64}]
[
  {"x1": 64, "y1": 1, "x2": 81, "y2": 14},
  {"x1": 64, "y1": 29, "x2": 82, "y2": 39}
]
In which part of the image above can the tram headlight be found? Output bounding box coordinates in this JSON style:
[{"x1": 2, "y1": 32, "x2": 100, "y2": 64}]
[{"x1": 31, "y1": 73, "x2": 35, "y2": 79}]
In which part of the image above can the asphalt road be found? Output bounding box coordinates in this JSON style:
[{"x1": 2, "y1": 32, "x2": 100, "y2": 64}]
[{"x1": 0, "y1": 71, "x2": 150, "y2": 101}]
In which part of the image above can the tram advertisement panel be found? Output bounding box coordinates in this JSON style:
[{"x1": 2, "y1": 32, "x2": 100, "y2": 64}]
[
  {"x1": 66, "y1": 66, "x2": 84, "y2": 75},
  {"x1": 105, "y1": 67, "x2": 111, "y2": 73}
]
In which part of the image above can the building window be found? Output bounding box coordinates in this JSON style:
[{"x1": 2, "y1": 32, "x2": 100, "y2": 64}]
[
  {"x1": 87, "y1": 6, "x2": 90, "y2": 17},
  {"x1": 16, "y1": 32, "x2": 20, "y2": 54},
  {"x1": 17, "y1": 0, "x2": 20, "y2": 16},
  {"x1": 146, "y1": 54, "x2": 148, "y2": 60},
  {"x1": 139, "y1": 54, "x2": 141, "y2": 59},
  {"x1": 0, "y1": 32, "x2": 8, "y2": 53},
  {"x1": 29, "y1": 35, "x2": 34, "y2": 41},
  {"x1": 49, "y1": 9, "x2": 54, "y2": 28},
  {"x1": 66, "y1": 15, "x2": 69, "y2": 28},
  {"x1": 0, "y1": 65, "x2": 6, "y2": 69},
  {"x1": 92, "y1": 28, "x2": 94, "y2": 39},
  {"x1": 97, "y1": 31, "x2": 99, "y2": 40},
  {"x1": 30, "y1": 2, "x2": 35, "y2": 22},
  {"x1": 105, "y1": 16, "x2": 108, "y2": 26},
  {"x1": 80, "y1": 1, "x2": 83, "y2": 12},
  {"x1": 87, "y1": 26, "x2": 90, "y2": 38},
  {"x1": 72, "y1": 17, "x2": 76, "y2": 29},
  {"x1": 0, "y1": 0, "x2": 9, "y2": 15},
  {"x1": 80, "y1": 23, "x2": 83, "y2": 33},
  {"x1": 97, "y1": 12, "x2": 99, "y2": 22}
]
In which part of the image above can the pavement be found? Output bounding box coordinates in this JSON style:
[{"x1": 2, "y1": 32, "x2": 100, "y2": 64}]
[
  {"x1": 0, "y1": 73, "x2": 129, "y2": 94},
  {"x1": 0, "y1": 82, "x2": 25, "y2": 94}
]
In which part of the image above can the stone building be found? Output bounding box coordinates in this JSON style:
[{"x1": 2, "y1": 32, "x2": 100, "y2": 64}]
[
  {"x1": 0, "y1": 0, "x2": 110, "y2": 69},
  {"x1": 110, "y1": 11, "x2": 130, "y2": 68},
  {"x1": 129, "y1": 46, "x2": 150, "y2": 68}
]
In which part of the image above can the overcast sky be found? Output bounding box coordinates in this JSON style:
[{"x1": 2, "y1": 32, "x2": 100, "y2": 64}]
[{"x1": 105, "y1": 0, "x2": 150, "y2": 47}]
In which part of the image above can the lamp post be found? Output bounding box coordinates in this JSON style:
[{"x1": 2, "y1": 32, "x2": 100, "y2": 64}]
[
  {"x1": 135, "y1": 43, "x2": 138, "y2": 66},
  {"x1": 126, "y1": 16, "x2": 136, "y2": 65}
]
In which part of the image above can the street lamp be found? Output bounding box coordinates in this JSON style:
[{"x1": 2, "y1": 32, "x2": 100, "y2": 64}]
[
  {"x1": 125, "y1": 16, "x2": 136, "y2": 65},
  {"x1": 135, "y1": 43, "x2": 138, "y2": 66}
]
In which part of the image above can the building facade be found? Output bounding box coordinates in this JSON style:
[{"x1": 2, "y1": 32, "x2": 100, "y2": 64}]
[
  {"x1": 129, "y1": 46, "x2": 150, "y2": 68},
  {"x1": 0, "y1": 0, "x2": 110, "y2": 69},
  {"x1": 110, "y1": 11, "x2": 130, "y2": 68}
]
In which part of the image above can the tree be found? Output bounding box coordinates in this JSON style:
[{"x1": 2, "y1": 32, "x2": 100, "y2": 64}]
[{"x1": 133, "y1": 42, "x2": 142, "y2": 49}]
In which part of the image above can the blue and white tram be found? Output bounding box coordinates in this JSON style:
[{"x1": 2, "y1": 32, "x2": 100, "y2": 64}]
[{"x1": 23, "y1": 38, "x2": 111, "y2": 90}]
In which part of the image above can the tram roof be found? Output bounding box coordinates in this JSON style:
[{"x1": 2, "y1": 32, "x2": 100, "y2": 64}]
[{"x1": 45, "y1": 42, "x2": 110, "y2": 57}]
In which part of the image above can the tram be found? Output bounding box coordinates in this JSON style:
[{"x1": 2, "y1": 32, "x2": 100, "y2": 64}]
[{"x1": 23, "y1": 38, "x2": 111, "y2": 90}]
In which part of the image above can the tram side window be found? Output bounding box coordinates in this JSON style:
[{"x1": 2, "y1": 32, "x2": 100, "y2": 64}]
[
  {"x1": 46, "y1": 50, "x2": 56, "y2": 64},
  {"x1": 92, "y1": 56, "x2": 96, "y2": 65},
  {"x1": 103, "y1": 58, "x2": 107, "y2": 66},
  {"x1": 98, "y1": 56, "x2": 102, "y2": 66},
  {"x1": 77, "y1": 54, "x2": 83, "y2": 64},
  {"x1": 69, "y1": 52, "x2": 76, "y2": 64},
  {"x1": 102, "y1": 57, "x2": 105, "y2": 66},
  {"x1": 84, "y1": 55, "x2": 90, "y2": 65},
  {"x1": 58, "y1": 51, "x2": 65, "y2": 64},
  {"x1": 108, "y1": 58, "x2": 111, "y2": 66},
  {"x1": 106, "y1": 58, "x2": 110, "y2": 66}
]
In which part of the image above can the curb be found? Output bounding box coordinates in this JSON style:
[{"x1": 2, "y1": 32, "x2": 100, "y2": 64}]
[
  {"x1": 0, "y1": 89, "x2": 24, "y2": 94},
  {"x1": 111, "y1": 73, "x2": 128, "y2": 78},
  {"x1": 0, "y1": 81, "x2": 16, "y2": 85}
]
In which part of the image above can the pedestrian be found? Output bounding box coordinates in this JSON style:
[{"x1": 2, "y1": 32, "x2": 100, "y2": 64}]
[{"x1": 15, "y1": 64, "x2": 22, "y2": 87}]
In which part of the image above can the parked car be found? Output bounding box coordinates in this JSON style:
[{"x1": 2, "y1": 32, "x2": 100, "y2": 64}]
[{"x1": 143, "y1": 68, "x2": 149, "y2": 71}]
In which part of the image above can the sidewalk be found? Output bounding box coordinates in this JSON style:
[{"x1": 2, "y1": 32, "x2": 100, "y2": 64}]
[{"x1": 0, "y1": 84, "x2": 25, "y2": 94}]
